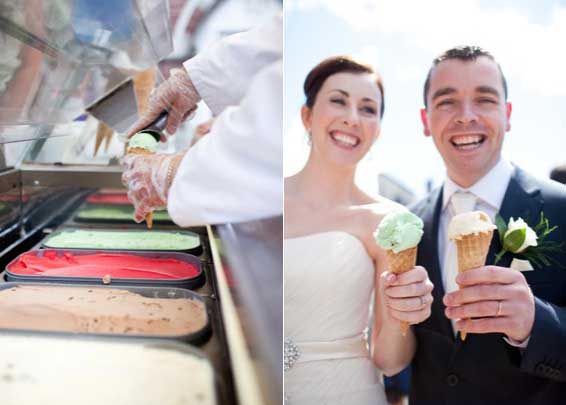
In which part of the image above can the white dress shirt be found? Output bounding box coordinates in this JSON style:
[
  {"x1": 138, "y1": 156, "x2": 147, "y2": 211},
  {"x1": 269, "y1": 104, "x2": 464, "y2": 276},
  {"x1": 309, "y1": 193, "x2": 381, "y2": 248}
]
[
  {"x1": 167, "y1": 14, "x2": 282, "y2": 227},
  {"x1": 438, "y1": 158, "x2": 515, "y2": 276}
]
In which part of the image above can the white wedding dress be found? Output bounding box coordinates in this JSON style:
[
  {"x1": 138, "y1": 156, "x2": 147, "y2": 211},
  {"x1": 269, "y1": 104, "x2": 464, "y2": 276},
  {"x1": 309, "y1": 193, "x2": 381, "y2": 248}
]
[{"x1": 284, "y1": 231, "x2": 387, "y2": 405}]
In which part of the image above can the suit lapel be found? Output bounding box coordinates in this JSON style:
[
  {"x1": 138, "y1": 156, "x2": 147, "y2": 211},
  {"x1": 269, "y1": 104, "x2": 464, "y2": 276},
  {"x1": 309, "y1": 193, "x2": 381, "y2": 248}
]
[{"x1": 486, "y1": 167, "x2": 543, "y2": 267}]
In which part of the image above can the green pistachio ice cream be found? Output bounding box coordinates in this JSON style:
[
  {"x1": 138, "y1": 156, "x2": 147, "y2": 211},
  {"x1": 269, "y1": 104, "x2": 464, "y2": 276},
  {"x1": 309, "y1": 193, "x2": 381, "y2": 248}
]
[
  {"x1": 128, "y1": 132, "x2": 159, "y2": 153},
  {"x1": 75, "y1": 205, "x2": 171, "y2": 222},
  {"x1": 43, "y1": 229, "x2": 200, "y2": 251},
  {"x1": 375, "y1": 211, "x2": 424, "y2": 253}
]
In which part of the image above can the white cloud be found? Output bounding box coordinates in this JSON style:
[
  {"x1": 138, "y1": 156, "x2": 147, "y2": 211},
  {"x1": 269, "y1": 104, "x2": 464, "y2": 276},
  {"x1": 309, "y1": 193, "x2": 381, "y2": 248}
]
[
  {"x1": 287, "y1": 0, "x2": 566, "y2": 96},
  {"x1": 352, "y1": 45, "x2": 380, "y2": 68}
]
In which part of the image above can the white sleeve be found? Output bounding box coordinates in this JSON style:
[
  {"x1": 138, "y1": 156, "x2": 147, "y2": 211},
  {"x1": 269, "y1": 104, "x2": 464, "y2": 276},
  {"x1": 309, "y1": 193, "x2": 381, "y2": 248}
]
[
  {"x1": 183, "y1": 13, "x2": 282, "y2": 115},
  {"x1": 167, "y1": 59, "x2": 282, "y2": 227}
]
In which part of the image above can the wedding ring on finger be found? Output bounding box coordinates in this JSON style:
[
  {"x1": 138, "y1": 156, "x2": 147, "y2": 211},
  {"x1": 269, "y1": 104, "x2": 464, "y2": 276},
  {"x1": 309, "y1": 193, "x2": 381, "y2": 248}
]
[
  {"x1": 419, "y1": 295, "x2": 427, "y2": 309},
  {"x1": 496, "y1": 300, "x2": 503, "y2": 317}
]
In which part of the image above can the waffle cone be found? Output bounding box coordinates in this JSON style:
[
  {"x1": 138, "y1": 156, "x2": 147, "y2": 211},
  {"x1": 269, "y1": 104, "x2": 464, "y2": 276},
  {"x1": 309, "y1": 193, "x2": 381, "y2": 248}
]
[
  {"x1": 127, "y1": 147, "x2": 153, "y2": 155},
  {"x1": 454, "y1": 230, "x2": 493, "y2": 274},
  {"x1": 386, "y1": 246, "x2": 418, "y2": 336},
  {"x1": 386, "y1": 246, "x2": 417, "y2": 275},
  {"x1": 454, "y1": 230, "x2": 493, "y2": 340},
  {"x1": 126, "y1": 147, "x2": 154, "y2": 229},
  {"x1": 133, "y1": 68, "x2": 155, "y2": 115},
  {"x1": 94, "y1": 121, "x2": 114, "y2": 157}
]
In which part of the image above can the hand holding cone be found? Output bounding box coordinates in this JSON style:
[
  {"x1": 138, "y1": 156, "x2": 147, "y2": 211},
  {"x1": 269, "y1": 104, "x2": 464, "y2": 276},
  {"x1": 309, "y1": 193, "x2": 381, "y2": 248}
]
[
  {"x1": 448, "y1": 211, "x2": 496, "y2": 340},
  {"x1": 126, "y1": 147, "x2": 154, "y2": 228},
  {"x1": 385, "y1": 246, "x2": 418, "y2": 335},
  {"x1": 375, "y1": 211, "x2": 424, "y2": 336}
]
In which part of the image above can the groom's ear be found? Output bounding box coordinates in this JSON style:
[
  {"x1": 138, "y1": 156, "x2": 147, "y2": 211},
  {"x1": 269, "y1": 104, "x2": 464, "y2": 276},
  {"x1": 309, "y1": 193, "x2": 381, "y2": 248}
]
[
  {"x1": 420, "y1": 108, "x2": 431, "y2": 136},
  {"x1": 505, "y1": 101, "x2": 512, "y2": 132},
  {"x1": 301, "y1": 105, "x2": 312, "y2": 133}
]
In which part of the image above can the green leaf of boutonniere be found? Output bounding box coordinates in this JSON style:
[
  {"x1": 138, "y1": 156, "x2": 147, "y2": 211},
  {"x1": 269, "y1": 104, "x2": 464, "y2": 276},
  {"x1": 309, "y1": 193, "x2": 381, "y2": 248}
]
[
  {"x1": 503, "y1": 228, "x2": 527, "y2": 253},
  {"x1": 494, "y1": 211, "x2": 566, "y2": 269},
  {"x1": 495, "y1": 214, "x2": 508, "y2": 245}
]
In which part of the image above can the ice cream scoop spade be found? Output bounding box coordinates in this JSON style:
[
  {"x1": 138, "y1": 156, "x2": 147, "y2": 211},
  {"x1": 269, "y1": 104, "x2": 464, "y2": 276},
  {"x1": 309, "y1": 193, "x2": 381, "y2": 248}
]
[
  {"x1": 375, "y1": 211, "x2": 424, "y2": 336},
  {"x1": 448, "y1": 211, "x2": 496, "y2": 340}
]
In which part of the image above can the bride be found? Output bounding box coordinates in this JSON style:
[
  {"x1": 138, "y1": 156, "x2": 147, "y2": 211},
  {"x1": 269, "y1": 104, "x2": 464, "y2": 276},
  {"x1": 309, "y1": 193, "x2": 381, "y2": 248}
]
[{"x1": 284, "y1": 56, "x2": 434, "y2": 404}]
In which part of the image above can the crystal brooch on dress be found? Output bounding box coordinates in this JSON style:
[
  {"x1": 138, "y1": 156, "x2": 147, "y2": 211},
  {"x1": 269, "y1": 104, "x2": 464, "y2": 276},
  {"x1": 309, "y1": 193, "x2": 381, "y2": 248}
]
[{"x1": 284, "y1": 337, "x2": 301, "y2": 372}]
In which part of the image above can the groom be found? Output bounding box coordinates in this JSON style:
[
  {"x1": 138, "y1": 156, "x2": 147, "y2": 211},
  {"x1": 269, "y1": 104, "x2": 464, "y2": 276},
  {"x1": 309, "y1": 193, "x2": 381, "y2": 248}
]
[{"x1": 410, "y1": 46, "x2": 566, "y2": 404}]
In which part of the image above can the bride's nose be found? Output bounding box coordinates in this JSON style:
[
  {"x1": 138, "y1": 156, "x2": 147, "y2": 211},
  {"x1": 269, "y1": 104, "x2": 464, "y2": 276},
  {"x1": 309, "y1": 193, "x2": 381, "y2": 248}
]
[{"x1": 342, "y1": 107, "x2": 360, "y2": 127}]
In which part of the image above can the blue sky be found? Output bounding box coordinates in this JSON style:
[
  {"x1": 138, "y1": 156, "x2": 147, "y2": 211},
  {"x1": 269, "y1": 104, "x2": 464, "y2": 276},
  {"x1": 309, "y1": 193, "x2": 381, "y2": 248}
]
[{"x1": 284, "y1": 0, "x2": 566, "y2": 198}]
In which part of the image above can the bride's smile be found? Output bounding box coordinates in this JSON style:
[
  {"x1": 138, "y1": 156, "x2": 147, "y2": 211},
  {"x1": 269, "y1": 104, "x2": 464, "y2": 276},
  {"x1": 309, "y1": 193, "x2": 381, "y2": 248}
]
[
  {"x1": 329, "y1": 130, "x2": 360, "y2": 149},
  {"x1": 301, "y1": 71, "x2": 382, "y2": 167}
]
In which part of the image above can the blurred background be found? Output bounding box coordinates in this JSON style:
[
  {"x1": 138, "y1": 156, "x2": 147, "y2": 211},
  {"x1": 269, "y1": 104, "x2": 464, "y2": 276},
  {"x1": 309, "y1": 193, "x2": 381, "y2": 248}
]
[
  {"x1": 284, "y1": 0, "x2": 566, "y2": 206},
  {"x1": 1, "y1": 0, "x2": 280, "y2": 166}
]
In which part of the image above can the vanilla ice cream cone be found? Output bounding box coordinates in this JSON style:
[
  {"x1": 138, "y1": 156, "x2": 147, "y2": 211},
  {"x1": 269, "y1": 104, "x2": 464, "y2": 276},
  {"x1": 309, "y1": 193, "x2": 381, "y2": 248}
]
[
  {"x1": 448, "y1": 211, "x2": 496, "y2": 341},
  {"x1": 455, "y1": 231, "x2": 493, "y2": 274},
  {"x1": 126, "y1": 147, "x2": 154, "y2": 229},
  {"x1": 455, "y1": 230, "x2": 493, "y2": 340},
  {"x1": 386, "y1": 246, "x2": 418, "y2": 336}
]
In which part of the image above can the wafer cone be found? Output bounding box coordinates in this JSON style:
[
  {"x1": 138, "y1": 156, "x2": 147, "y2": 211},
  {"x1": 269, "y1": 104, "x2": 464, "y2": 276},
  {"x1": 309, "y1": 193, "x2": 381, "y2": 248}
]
[
  {"x1": 455, "y1": 230, "x2": 493, "y2": 340},
  {"x1": 126, "y1": 147, "x2": 154, "y2": 229},
  {"x1": 386, "y1": 246, "x2": 418, "y2": 336},
  {"x1": 133, "y1": 68, "x2": 155, "y2": 115},
  {"x1": 94, "y1": 121, "x2": 114, "y2": 157}
]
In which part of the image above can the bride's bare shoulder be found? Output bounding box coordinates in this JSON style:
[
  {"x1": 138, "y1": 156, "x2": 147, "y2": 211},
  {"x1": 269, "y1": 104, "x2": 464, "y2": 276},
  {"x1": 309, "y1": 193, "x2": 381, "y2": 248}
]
[
  {"x1": 351, "y1": 197, "x2": 406, "y2": 225},
  {"x1": 345, "y1": 198, "x2": 407, "y2": 260}
]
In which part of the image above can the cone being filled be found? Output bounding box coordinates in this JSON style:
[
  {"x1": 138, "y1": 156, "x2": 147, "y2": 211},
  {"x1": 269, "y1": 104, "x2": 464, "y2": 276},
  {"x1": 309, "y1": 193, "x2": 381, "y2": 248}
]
[
  {"x1": 375, "y1": 211, "x2": 424, "y2": 336},
  {"x1": 448, "y1": 211, "x2": 496, "y2": 340},
  {"x1": 127, "y1": 132, "x2": 159, "y2": 229}
]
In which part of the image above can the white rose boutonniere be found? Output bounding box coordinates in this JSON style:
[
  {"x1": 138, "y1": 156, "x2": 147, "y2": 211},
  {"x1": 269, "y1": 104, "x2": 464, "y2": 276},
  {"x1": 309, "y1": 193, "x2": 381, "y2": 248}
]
[{"x1": 494, "y1": 212, "x2": 565, "y2": 268}]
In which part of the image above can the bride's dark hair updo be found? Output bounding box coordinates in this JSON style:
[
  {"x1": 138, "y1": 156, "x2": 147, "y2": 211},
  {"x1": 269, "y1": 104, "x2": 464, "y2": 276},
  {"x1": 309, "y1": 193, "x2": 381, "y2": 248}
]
[{"x1": 303, "y1": 55, "x2": 385, "y2": 118}]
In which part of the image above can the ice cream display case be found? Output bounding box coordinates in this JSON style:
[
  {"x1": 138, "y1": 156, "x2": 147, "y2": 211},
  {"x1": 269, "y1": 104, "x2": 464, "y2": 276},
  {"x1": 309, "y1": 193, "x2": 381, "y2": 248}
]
[{"x1": 0, "y1": 2, "x2": 282, "y2": 404}]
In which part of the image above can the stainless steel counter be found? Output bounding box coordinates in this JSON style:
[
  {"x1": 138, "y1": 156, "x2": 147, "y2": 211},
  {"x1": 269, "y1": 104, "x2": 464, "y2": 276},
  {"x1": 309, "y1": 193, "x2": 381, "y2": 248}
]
[{"x1": 211, "y1": 216, "x2": 282, "y2": 405}]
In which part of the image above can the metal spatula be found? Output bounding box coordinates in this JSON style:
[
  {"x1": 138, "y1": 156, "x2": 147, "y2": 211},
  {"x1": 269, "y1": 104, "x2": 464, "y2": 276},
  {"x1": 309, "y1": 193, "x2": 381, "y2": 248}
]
[{"x1": 86, "y1": 78, "x2": 167, "y2": 140}]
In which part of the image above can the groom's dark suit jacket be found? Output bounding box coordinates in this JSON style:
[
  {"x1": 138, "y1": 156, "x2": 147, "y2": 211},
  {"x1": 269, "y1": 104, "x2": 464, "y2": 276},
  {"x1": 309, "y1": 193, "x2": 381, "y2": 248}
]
[{"x1": 410, "y1": 167, "x2": 566, "y2": 405}]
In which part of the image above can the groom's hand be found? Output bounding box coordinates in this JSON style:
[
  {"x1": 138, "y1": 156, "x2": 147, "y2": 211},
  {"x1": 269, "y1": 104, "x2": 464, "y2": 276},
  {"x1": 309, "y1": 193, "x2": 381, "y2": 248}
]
[
  {"x1": 381, "y1": 266, "x2": 434, "y2": 326},
  {"x1": 443, "y1": 265, "x2": 535, "y2": 342}
]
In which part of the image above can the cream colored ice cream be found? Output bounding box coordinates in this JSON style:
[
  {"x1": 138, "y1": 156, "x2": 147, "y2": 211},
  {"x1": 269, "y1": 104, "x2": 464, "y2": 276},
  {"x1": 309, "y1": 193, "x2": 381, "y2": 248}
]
[
  {"x1": 0, "y1": 335, "x2": 216, "y2": 405},
  {"x1": 0, "y1": 285, "x2": 208, "y2": 337},
  {"x1": 448, "y1": 211, "x2": 496, "y2": 240}
]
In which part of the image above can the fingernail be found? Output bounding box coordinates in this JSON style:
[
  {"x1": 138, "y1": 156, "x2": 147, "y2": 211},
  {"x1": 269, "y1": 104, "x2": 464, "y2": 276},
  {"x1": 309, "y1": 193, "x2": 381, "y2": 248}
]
[
  {"x1": 443, "y1": 295, "x2": 451, "y2": 305},
  {"x1": 386, "y1": 274, "x2": 396, "y2": 283}
]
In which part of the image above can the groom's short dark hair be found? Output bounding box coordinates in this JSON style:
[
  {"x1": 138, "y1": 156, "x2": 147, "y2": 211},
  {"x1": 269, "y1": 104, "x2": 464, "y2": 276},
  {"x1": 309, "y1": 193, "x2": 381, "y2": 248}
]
[{"x1": 423, "y1": 46, "x2": 508, "y2": 108}]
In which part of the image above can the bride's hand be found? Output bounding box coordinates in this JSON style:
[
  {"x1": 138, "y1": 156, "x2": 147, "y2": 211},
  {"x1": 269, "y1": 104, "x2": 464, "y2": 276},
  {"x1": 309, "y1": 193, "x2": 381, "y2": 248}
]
[{"x1": 380, "y1": 266, "x2": 434, "y2": 327}]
